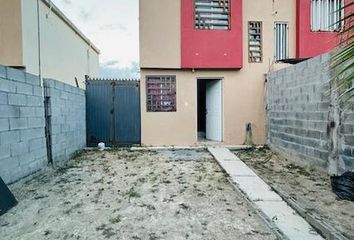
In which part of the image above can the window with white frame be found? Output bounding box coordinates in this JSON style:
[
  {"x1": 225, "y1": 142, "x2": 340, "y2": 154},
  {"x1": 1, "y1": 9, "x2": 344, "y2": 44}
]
[
  {"x1": 275, "y1": 23, "x2": 289, "y2": 61},
  {"x1": 195, "y1": 0, "x2": 230, "y2": 30},
  {"x1": 311, "y1": 0, "x2": 343, "y2": 31}
]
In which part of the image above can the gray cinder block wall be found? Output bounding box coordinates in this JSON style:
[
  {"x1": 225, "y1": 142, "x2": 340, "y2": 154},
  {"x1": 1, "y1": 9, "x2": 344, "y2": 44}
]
[
  {"x1": 43, "y1": 79, "x2": 86, "y2": 164},
  {"x1": 266, "y1": 52, "x2": 354, "y2": 175},
  {"x1": 0, "y1": 66, "x2": 47, "y2": 184},
  {"x1": 0, "y1": 65, "x2": 87, "y2": 184}
]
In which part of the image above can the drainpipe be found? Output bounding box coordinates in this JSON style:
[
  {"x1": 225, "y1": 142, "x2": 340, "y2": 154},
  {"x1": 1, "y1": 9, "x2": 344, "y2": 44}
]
[
  {"x1": 87, "y1": 44, "x2": 91, "y2": 77},
  {"x1": 36, "y1": 0, "x2": 43, "y2": 87}
]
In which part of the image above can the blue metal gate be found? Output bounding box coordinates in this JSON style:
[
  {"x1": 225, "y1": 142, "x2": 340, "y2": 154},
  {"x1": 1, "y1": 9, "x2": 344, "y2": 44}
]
[{"x1": 86, "y1": 79, "x2": 141, "y2": 146}]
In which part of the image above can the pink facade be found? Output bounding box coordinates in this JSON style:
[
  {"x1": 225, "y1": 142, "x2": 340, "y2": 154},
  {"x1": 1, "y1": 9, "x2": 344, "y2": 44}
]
[
  {"x1": 181, "y1": 0, "x2": 243, "y2": 69},
  {"x1": 296, "y1": 0, "x2": 351, "y2": 58}
]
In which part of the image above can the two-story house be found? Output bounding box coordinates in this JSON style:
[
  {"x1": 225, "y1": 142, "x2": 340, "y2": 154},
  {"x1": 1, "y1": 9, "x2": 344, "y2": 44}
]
[{"x1": 139, "y1": 0, "x2": 347, "y2": 146}]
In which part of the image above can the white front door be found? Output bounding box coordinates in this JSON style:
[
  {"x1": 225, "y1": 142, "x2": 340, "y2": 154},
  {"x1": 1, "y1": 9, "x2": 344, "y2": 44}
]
[{"x1": 205, "y1": 80, "x2": 222, "y2": 142}]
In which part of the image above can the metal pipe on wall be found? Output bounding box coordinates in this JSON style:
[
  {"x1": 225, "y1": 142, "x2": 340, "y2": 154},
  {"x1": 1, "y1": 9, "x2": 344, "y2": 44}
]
[{"x1": 36, "y1": 0, "x2": 43, "y2": 87}]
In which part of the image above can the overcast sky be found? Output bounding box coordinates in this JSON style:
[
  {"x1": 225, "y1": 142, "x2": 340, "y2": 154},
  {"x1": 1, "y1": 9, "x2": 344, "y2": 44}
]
[{"x1": 52, "y1": 0, "x2": 139, "y2": 78}]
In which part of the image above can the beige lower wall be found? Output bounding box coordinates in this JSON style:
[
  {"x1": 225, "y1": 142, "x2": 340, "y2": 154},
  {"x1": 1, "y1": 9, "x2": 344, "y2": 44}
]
[
  {"x1": 141, "y1": 70, "x2": 197, "y2": 145},
  {"x1": 140, "y1": 67, "x2": 292, "y2": 146}
]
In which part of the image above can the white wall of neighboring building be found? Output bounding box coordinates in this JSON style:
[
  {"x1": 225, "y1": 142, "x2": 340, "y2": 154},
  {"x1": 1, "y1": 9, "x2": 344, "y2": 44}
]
[{"x1": 21, "y1": 0, "x2": 99, "y2": 87}]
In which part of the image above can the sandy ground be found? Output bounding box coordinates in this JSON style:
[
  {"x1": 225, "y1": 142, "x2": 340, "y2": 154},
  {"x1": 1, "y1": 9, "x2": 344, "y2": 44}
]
[
  {"x1": 233, "y1": 147, "x2": 354, "y2": 240},
  {"x1": 0, "y1": 149, "x2": 276, "y2": 240}
]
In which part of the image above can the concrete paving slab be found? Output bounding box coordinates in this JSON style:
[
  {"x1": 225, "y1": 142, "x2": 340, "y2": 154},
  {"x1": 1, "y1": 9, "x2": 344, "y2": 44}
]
[
  {"x1": 255, "y1": 201, "x2": 323, "y2": 240},
  {"x1": 231, "y1": 175, "x2": 282, "y2": 201},
  {"x1": 208, "y1": 146, "x2": 324, "y2": 240},
  {"x1": 218, "y1": 160, "x2": 257, "y2": 176},
  {"x1": 208, "y1": 147, "x2": 240, "y2": 161}
]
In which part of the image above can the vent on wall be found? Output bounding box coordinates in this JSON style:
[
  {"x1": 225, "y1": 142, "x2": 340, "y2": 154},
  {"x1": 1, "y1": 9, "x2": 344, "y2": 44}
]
[
  {"x1": 195, "y1": 0, "x2": 230, "y2": 30},
  {"x1": 248, "y1": 21, "x2": 263, "y2": 63},
  {"x1": 275, "y1": 22, "x2": 289, "y2": 61},
  {"x1": 146, "y1": 76, "x2": 177, "y2": 112}
]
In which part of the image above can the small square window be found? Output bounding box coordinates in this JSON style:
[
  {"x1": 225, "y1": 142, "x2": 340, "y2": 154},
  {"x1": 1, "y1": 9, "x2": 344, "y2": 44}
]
[
  {"x1": 195, "y1": 0, "x2": 230, "y2": 30},
  {"x1": 146, "y1": 76, "x2": 176, "y2": 112}
]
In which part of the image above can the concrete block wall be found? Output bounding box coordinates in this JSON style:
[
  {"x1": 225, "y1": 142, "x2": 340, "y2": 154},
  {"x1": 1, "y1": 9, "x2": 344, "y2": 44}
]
[
  {"x1": 339, "y1": 105, "x2": 354, "y2": 171},
  {"x1": 266, "y1": 52, "x2": 354, "y2": 174},
  {"x1": 44, "y1": 79, "x2": 86, "y2": 164},
  {"x1": 0, "y1": 66, "x2": 47, "y2": 184}
]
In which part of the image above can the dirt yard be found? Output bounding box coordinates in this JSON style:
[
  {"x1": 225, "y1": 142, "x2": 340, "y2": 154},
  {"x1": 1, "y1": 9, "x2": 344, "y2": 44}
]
[
  {"x1": 233, "y1": 147, "x2": 354, "y2": 240},
  {"x1": 0, "y1": 149, "x2": 276, "y2": 240}
]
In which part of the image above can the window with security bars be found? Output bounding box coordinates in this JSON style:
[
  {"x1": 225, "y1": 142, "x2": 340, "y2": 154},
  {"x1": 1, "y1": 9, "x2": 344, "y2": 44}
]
[
  {"x1": 311, "y1": 0, "x2": 343, "y2": 31},
  {"x1": 146, "y1": 76, "x2": 176, "y2": 112},
  {"x1": 195, "y1": 0, "x2": 230, "y2": 30},
  {"x1": 248, "y1": 21, "x2": 263, "y2": 63},
  {"x1": 275, "y1": 23, "x2": 289, "y2": 61}
]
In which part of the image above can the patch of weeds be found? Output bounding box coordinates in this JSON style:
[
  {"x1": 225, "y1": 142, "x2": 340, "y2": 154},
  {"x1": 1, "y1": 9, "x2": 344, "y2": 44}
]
[
  {"x1": 33, "y1": 194, "x2": 49, "y2": 200},
  {"x1": 161, "y1": 179, "x2": 171, "y2": 184},
  {"x1": 138, "y1": 177, "x2": 146, "y2": 183},
  {"x1": 72, "y1": 150, "x2": 86, "y2": 161},
  {"x1": 63, "y1": 202, "x2": 83, "y2": 215},
  {"x1": 286, "y1": 163, "x2": 311, "y2": 177},
  {"x1": 96, "y1": 224, "x2": 116, "y2": 239},
  {"x1": 93, "y1": 188, "x2": 104, "y2": 201},
  {"x1": 308, "y1": 163, "x2": 317, "y2": 173},
  {"x1": 62, "y1": 233, "x2": 82, "y2": 240},
  {"x1": 24, "y1": 173, "x2": 49, "y2": 185},
  {"x1": 148, "y1": 232, "x2": 159, "y2": 240},
  {"x1": 150, "y1": 188, "x2": 158, "y2": 193},
  {"x1": 43, "y1": 230, "x2": 52, "y2": 236},
  {"x1": 179, "y1": 203, "x2": 190, "y2": 210},
  {"x1": 123, "y1": 187, "x2": 141, "y2": 203},
  {"x1": 197, "y1": 192, "x2": 205, "y2": 197},
  {"x1": 109, "y1": 215, "x2": 122, "y2": 224},
  {"x1": 139, "y1": 203, "x2": 156, "y2": 210},
  {"x1": 55, "y1": 161, "x2": 79, "y2": 175},
  {"x1": 93, "y1": 178, "x2": 104, "y2": 184},
  {"x1": 108, "y1": 147, "x2": 128, "y2": 153},
  {"x1": 196, "y1": 175, "x2": 202, "y2": 182},
  {"x1": 150, "y1": 176, "x2": 158, "y2": 183}
]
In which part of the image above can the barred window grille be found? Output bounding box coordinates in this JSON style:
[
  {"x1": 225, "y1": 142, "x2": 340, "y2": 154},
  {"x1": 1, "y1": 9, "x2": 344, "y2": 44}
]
[
  {"x1": 146, "y1": 76, "x2": 176, "y2": 112},
  {"x1": 249, "y1": 21, "x2": 263, "y2": 63},
  {"x1": 311, "y1": 0, "x2": 343, "y2": 31},
  {"x1": 275, "y1": 23, "x2": 289, "y2": 61},
  {"x1": 195, "y1": 0, "x2": 230, "y2": 30}
]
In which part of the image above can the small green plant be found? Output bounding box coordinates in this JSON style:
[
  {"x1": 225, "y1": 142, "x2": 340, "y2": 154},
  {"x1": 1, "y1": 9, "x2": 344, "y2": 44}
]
[
  {"x1": 123, "y1": 187, "x2": 140, "y2": 203},
  {"x1": 72, "y1": 150, "x2": 85, "y2": 160},
  {"x1": 55, "y1": 161, "x2": 78, "y2": 175},
  {"x1": 109, "y1": 215, "x2": 122, "y2": 224},
  {"x1": 138, "y1": 177, "x2": 146, "y2": 183}
]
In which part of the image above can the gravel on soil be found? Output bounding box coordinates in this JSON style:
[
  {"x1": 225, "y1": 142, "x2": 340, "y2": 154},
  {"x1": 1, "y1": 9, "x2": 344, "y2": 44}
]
[
  {"x1": 234, "y1": 147, "x2": 354, "y2": 240},
  {"x1": 0, "y1": 149, "x2": 276, "y2": 240}
]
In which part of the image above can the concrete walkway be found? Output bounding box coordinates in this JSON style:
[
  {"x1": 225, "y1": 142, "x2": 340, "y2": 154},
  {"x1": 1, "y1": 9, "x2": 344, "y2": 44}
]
[{"x1": 208, "y1": 147, "x2": 324, "y2": 240}]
